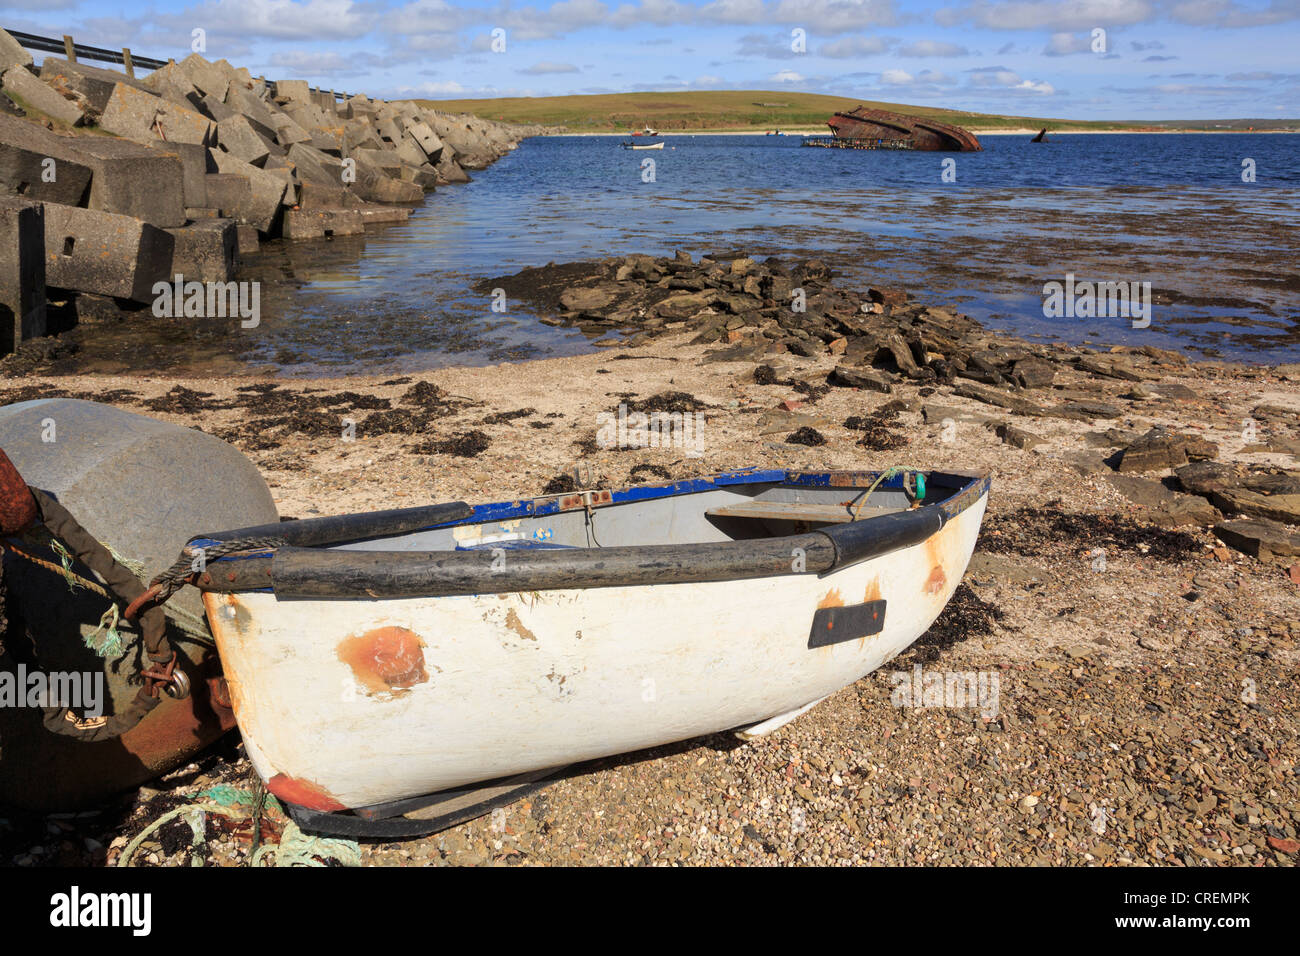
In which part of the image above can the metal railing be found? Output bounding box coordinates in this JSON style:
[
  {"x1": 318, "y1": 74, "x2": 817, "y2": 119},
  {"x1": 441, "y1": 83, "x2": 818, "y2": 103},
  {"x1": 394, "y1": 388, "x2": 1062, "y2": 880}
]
[{"x1": 4, "y1": 28, "x2": 352, "y2": 100}]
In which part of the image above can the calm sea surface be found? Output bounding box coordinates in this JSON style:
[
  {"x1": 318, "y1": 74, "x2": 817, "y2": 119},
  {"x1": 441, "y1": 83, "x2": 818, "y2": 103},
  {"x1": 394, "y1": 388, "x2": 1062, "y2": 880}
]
[{"x1": 210, "y1": 133, "x2": 1299, "y2": 374}]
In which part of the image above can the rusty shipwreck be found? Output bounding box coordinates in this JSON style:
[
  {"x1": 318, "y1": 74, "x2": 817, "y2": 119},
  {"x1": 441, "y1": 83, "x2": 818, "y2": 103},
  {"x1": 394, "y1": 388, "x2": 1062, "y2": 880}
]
[{"x1": 803, "y1": 106, "x2": 983, "y2": 152}]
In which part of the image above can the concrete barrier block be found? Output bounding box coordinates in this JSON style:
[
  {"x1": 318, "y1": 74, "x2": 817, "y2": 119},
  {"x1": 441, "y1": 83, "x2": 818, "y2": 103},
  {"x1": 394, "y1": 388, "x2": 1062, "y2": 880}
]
[
  {"x1": 217, "y1": 114, "x2": 271, "y2": 165},
  {"x1": 404, "y1": 121, "x2": 443, "y2": 162},
  {"x1": 399, "y1": 162, "x2": 438, "y2": 190},
  {"x1": 274, "y1": 79, "x2": 311, "y2": 105},
  {"x1": 224, "y1": 85, "x2": 280, "y2": 136},
  {"x1": 284, "y1": 207, "x2": 363, "y2": 240},
  {"x1": 0, "y1": 114, "x2": 94, "y2": 206},
  {"x1": 208, "y1": 150, "x2": 284, "y2": 231},
  {"x1": 297, "y1": 182, "x2": 349, "y2": 208},
  {"x1": 164, "y1": 217, "x2": 236, "y2": 282},
  {"x1": 38, "y1": 57, "x2": 150, "y2": 114},
  {"x1": 0, "y1": 28, "x2": 32, "y2": 73},
  {"x1": 0, "y1": 114, "x2": 185, "y2": 226},
  {"x1": 141, "y1": 61, "x2": 200, "y2": 107},
  {"x1": 235, "y1": 223, "x2": 258, "y2": 255},
  {"x1": 184, "y1": 206, "x2": 220, "y2": 218},
  {"x1": 0, "y1": 194, "x2": 45, "y2": 355},
  {"x1": 76, "y1": 136, "x2": 187, "y2": 227},
  {"x1": 177, "y1": 53, "x2": 229, "y2": 100},
  {"x1": 202, "y1": 173, "x2": 252, "y2": 220},
  {"x1": 285, "y1": 141, "x2": 345, "y2": 188},
  {"x1": 2, "y1": 66, "x2": 83, "y2": 126},
  {"x1": 355, "y1": 203, "x2": 410, "y2": 225},
  {"x1": 271, "y1": 113, "x2": 312, "y2": 147},
  {"x1": 100, "y1": 82, "x2": 214, "y2": 146},
  {"x1": 41, "y1": 202, "x2": 173, "y2": 302},
  {"x1": 162, "y1": 140, "x2": 212, "y2": 208},
  {"x1": 393, "y1": 135, "x2": 428, "y2": 168}
]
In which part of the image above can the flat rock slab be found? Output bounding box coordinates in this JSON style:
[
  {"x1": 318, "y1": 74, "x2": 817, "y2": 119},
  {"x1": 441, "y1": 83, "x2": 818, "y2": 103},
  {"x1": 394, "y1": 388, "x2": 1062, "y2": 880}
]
[
  {"x1": 1117, "y1": 425, "x2": 1218, "y2": 473},
  {"x1": 1214, "y1": 518, "x2": 1300, "y2": 563}
]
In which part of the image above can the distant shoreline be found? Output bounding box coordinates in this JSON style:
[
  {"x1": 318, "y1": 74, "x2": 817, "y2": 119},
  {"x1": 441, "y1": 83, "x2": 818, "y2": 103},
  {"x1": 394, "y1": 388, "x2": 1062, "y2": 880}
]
[{"x1": 545, "y1": 128, "x2": 1299, "y2": 137}]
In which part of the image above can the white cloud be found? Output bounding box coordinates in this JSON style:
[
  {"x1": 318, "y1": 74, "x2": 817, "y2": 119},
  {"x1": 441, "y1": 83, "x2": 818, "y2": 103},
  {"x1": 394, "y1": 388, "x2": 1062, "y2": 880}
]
[
  {"x1": 819, "y1": 35, "x2": 892, "y2": 57},
  {"x1": 770, "y1": 69, "x2": 805, "y2": 82},
  {"x1": 881, "y1": 68, "x2": 914, "y2": 84},
  {"x1": 519, "y1": 61, "x2": 582, "y2": 74},
  {"x1": 899, "y1": 39, "x2": 969, "y2": 56}
]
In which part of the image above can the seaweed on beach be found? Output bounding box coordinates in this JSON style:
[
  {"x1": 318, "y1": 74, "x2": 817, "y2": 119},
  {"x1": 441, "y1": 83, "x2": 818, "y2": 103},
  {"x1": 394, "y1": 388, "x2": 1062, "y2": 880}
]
[
  {"x1": 412, "y1": 430, "x2": 491, "y2": 458},
  {"x1": 483, "y1": 408, "x2": 537, "y2": 425},
  {"x1": 978, "y1": 507, "x2": 1201, "y2": 563},
  {"x1": 626, "y1": 391, "x2": 712, "y2": 414},
  {"x1": 900, "y1": 583, "x2": 1009, "y2": 665}
]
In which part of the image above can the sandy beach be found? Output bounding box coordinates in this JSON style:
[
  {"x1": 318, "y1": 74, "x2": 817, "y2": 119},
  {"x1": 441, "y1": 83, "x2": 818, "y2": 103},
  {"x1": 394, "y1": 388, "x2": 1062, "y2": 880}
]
[{"x1": 3, "y1": 270, "x2": 1297, "y2": 864}]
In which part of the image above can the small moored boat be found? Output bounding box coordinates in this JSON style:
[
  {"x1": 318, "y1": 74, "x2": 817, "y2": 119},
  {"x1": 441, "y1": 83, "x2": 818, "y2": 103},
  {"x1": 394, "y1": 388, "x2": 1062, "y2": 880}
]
[
  {"x1": 621, "y1": 140, "x2": 664, "y2": 150},
  {"x1": 194, "y1": 467, "x2": 989, "y2": 832}
]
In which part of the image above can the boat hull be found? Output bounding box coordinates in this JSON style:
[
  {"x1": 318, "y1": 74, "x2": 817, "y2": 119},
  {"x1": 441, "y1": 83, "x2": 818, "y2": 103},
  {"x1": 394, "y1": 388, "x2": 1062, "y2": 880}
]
[{"x1": 204, "y1": 489, "x2": 986, "y2": 811}]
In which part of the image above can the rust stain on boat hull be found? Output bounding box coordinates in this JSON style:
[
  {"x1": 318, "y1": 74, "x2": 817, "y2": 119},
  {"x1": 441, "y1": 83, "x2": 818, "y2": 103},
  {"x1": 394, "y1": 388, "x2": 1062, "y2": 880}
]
[{"x1": 337, "y1": 626, "x2": 429, "y2": 696}]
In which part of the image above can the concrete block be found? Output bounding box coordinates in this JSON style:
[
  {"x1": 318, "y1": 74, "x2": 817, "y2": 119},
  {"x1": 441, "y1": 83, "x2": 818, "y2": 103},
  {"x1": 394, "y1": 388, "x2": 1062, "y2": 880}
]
[
  {"x1": 376, "y1": 117, "x2": 402, "y2": 145},
  {"x1": 200, "y1": 93, "x2": 237, "y2": 122},
  {"x1": 0, "y1": 194, "x2": 45, "y2": 355},
  {"x1": 404, "y1": 121, "x2": 443, "y2": 163},
  {"x1": 41, "y1": 202, "x2": 173, "y2": 302},
  {"x1": 217, "y1": 114, "x2": 271, "y2": 165},
  {"x1": 202, "y1": 174, "x2": 253, "y2": 224},
  {"x1": 283, "y1": 207, "x2": 363, "y2": 240},
  {"x1": 163, "y1": 140, "x2": 212, "y2": 208},
  {"x1": 2, "y1": 66, "x2": 83, "y2": 126},
  {"x1": 78, "y1": 136, "x2": 187, "y2": 227},
  {"x1": 0, "y1": 28, "x2": 33, "y2": 73},
  {"x1": 235, "y1": 223, "x2": 258, "y2": 255},
  {"x1": 164, "y1": 218, "x2": 236, "y2": 282},
  {"x1": 208, "y1": 150, "x2": 285, "y2": 231},
  {"x1": 177, "y1": 53, "x2": 229, "y2": 100},
  {"x1": 99, "y1": 82, "x2": 214, "y2": 147},
  {"x1": 274, "y1": 79, "x2": 311, "y2": 105},
  {"x1": 0, "y1": 113, "x2": 185, "y2": 226},
  {"x1": 355, "y1": 203, "x2": 410, "y2": 225},
  {"x1": 140, "y1": 61, "x2": 200, "y2": 107},
  {"x1": 286, "y1": 141, "x2": 344, "y2": 188},
  {"x1": 399, "y1": 162, "x2": 438, "y2": 190},
  {"x1": 298, "y1": 181, "x2": 351, "y2": 208},
  {"x1": 436, "y1": 150, "x2": 470, "y2": 185},
  {"x1": 0, "y1": 113, "x2": 94, "y2": 206},
  {"x1": 271, "y1": 113, "x2": 312, "y2": 147},
  {"x1": 185, "y1": 206, "x2": 220, "y2": 218},
  {"x1": 393, "y1": 135, "x2": 428, "y2": 168},
  {"x1": 223, "y1": 85, "x2": 280, "y2": 137},
  {"x1": 37, "y1": 57, "x2": 150, "y2": 114}
]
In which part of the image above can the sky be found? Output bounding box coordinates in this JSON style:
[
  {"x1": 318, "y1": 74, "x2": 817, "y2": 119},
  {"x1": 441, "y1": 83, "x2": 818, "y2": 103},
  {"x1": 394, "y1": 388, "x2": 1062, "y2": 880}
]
[{"x1": 2, "y1": 0, "x2": 1298, "y2": 119}]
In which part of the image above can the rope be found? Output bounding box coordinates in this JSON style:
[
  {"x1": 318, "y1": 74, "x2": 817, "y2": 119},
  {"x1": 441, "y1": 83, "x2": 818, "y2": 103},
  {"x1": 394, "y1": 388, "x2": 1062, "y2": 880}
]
[
  {"x1": 3, "y1": 534, "x2": 128, "y2": 657},
  {"x1": 150, "y1": 535, "x2": 284, "y2": 603},
  {"x1": 850, "y1": 467, "x2": 927, "y2": 521},
  {"x1": 116, "y1": 785, "x2": 361, "y2": 868}
]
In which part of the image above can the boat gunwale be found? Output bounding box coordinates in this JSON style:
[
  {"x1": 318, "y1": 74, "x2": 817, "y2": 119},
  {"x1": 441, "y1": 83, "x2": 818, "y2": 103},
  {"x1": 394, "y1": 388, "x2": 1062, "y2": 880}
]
[{"x1": 197, "y1": 468, "x2": 990, "y2": 600}]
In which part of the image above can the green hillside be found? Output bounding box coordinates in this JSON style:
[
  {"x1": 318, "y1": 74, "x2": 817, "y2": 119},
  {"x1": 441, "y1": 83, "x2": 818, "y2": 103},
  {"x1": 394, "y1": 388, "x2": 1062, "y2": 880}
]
[{"x1": 410, "y1": 90, "x2": 1144, "y2": 133}]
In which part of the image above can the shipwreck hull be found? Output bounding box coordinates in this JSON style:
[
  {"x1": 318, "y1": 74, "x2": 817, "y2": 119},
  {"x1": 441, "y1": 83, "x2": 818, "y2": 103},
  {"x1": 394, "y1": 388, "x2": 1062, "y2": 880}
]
[{"x1": 825, "y1": 107, "x2": 983, "y2": 152}]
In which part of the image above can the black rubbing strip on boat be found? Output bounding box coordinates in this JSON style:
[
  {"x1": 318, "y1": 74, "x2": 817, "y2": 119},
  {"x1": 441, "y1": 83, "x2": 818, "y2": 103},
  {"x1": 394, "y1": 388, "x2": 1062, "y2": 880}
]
[
  {"x1": 194, "y1": 501, "x2": 476, "y2": 549},
  {"x1": 808, "y1": 599, "x2": 887, "y2": 648},
  {"x1": 270, "y1": 534, "x2": 839, "y2": 599},
  {"x1": 820, "y1": 507, "x2": 945, "y2": 570}
]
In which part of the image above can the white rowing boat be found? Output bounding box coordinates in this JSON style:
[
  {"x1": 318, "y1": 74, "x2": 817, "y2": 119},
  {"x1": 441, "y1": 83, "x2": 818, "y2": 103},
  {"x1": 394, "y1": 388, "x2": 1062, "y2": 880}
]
[{"x1": 196, "y1": 467, "x2": 989, "y2": 831}]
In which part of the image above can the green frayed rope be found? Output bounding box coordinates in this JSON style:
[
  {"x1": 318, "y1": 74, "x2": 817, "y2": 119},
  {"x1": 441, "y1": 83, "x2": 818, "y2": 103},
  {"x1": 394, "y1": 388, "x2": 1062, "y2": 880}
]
[
  {"x1": 850, "y1": 467, "x2": 927, "y2": 521},
  {"x1": 117, "y1": 785, "x2": 361, "y2": 868}
]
